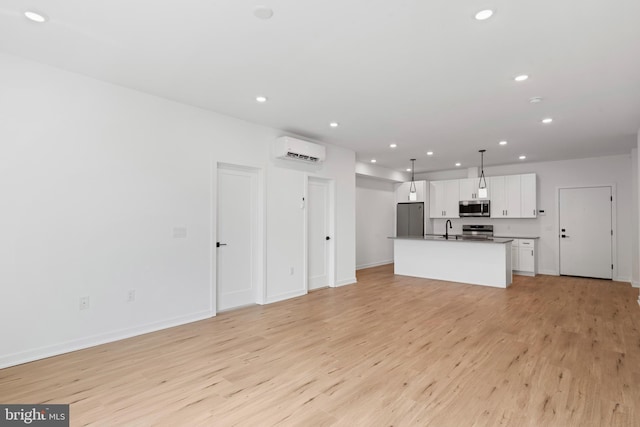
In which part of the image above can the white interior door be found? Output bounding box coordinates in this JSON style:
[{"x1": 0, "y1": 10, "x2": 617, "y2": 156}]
[
  {"x1": 217, "y1": 165, "x2": 257, "y2": 310},
  {"x1": 308, "y1": 178, "x2": 330, "y2": 290},
  {"x1": 559, "y1": 186, "x2": 612, "y2": 279}
]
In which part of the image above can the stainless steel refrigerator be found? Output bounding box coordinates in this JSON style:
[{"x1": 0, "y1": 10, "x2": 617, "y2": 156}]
[{"x1": 396, "y1": 202, "x2": 424, "y2": 237}]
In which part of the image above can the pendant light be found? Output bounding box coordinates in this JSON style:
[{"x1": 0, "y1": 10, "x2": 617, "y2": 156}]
[
  {"x1": 409, "y1": 159, "x2": 417, "y2": 201},
  {"x1": 478, "y1": 149, "x2": 488, "y2": 198}
]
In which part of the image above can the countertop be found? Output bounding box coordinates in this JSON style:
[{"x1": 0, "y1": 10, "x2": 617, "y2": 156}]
[
  {"x1": 494, "y1": 235, "x2": 540, "y2": 239},
  {"x1": 389, "y1": 235, "x2": 513, "y2": 244}
]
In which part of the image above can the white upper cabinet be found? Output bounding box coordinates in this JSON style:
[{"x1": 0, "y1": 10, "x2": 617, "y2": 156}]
[
  {"x1": 395, "y1": 180, "x2": 426, "y2": 203},
  {"x1": 459, "y1": 178, "x2": 490, "y2": 201},
  {"x1": 430, "y1": 173, "x2": 536, "y2": 219},
  {"x1": 489, "y1": 176, "x2": 506, "y2": 218},
  {"x1": 520, "y1": 173, "x2": 537, "y2": 218},
  {"x1": 490, "y1": 175, "x2": 521, "y2": 218},
  {"x1": 430, "y1": 180, "x2": 460, "y2": 218}
]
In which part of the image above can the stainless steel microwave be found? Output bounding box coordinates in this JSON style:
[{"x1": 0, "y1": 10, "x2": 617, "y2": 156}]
[{"x1": 459, "y1": 200, "x2": 490, "y2": 217}]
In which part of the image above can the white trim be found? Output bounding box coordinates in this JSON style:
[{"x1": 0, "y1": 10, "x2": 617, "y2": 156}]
[
  {"x1": 614, "y1": 276, "x2": 631, "y2": 283},
  {"x1": 0, "y1": 310, "x2": 213, "y2": 369},
  {"x1": 209, "y1": 159, "x2": 218, "y2": 316},
  {"x1": 265, "y1": 290, "x2": 307, "y2": 304},
  {"x1": 631, "y1": 280, "x2": 639, "y2": 288},
  {"x1": 556, "y1": 184, "x2": 617, "y2": 279},
  {"x1": 513, "y1": 270, "x2": 535, "y2": 277},
  {"x1": 335, "y1": 278, "x2": 357, "y2": 287},
  {"x1": 356, "y1": 260, "x2": 393, "y2": 270},
  {"x1": 539, "y1": 269, "x2": 559, "y2": 276}
]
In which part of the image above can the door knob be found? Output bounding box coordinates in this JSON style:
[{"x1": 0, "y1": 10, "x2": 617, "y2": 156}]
[
  {"x1": 326, "y1": 236, "x2": 331, "y2": 240},
  {"x1": 561, "y1": 235, "x2": 569, "y2": 238},
  {"x1": 216, "y1": 242, "x2": 227, "y2": 247}
]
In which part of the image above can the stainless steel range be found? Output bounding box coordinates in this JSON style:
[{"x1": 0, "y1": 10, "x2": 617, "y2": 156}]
[{"x1": 462, "y1": 224, "x2": 494, "y2": 240}]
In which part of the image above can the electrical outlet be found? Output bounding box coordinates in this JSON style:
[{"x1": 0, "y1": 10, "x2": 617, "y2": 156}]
[
  {"x1": 127, "y1": 289, "x2": 136, "y2": 302},
  {"x1": 79, "y1": 296, "x2": 90, "y2": 310}
]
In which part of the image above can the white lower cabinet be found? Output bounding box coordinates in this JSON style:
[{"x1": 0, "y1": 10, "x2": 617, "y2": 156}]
[
  {"x1": 511, "y1": 244, "x2": 519, "y2": 271},
  {"x1": 511, "y1": 239, "x2": 537, "y2": 276}
]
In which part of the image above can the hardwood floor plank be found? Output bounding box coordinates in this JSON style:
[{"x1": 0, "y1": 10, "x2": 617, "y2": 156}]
[{"x1": 1, "y1": 264, "x2": 639, "y2": 426}]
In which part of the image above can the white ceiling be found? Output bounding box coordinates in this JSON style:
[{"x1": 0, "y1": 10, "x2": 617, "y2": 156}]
[{"x1": 2, "y1": 0, "x2": 640, "y2": 173}]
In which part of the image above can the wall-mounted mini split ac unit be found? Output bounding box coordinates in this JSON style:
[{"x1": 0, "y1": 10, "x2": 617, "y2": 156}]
[{"x1": 274, "y1": 136, "x2": 326, "y2": 163}]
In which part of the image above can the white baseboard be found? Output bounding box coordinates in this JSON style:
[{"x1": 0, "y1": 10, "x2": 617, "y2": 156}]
[
  {"x1": 513, "y1": 270, "x2": 535, "y2": 277},
  {"x1": 265, "y1": 289, "x2": 306, "y2": 304},
  {"x1": 614, "y1": 276, "x2": 631, "y2": 283},
  {"x1": 0, "y1": 310, "x2": 214, "y2": 369},
  {"x1": 538, "y1": 269, "x2": 559, "y2": 276},
  {"x1": 631, "y1": 280, "x2": 639, "y2": 288},
  {"x1": 335, "y1": 277, "x2": 357, "y2": 287},
  {"x1": 356, "y1": 260, "x2": 393, "y2": 270}
]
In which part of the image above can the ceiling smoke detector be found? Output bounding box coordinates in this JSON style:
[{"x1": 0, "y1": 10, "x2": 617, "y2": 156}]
[{"x1": 254, "y1": 6, "x2": 274, "y2": 20}]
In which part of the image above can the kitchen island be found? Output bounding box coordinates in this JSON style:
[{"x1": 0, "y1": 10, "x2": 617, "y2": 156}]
[{"x1": 390, "y1": 236, "x2": 513, "y2": 288}]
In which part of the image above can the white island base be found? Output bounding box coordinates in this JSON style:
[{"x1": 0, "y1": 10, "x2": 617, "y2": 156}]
[{"x1": 393, "y1": 237, "x2": 513, "y2": 288}]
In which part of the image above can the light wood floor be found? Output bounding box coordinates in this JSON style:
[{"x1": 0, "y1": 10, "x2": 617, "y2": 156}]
[{"x1": 2, "y1": 265, "x2": 640, "y2": 426}]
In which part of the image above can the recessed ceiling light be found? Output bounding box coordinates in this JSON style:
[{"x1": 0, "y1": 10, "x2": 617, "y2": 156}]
[
  {"x1": 389, "y1": 143, "x2": 397, "y2": 148},
  {"x1": 541, "y1": 117, "x2": 553, "y2": 124},
  {"x1": 514, "y1": 74, "x2": 529, "y2": 82},
  {"x1": 455, "y1": 162, "x2": 461, "y2": 167},
  {"x1": 426, "y1": 151, "x2": 434, "y2": 156},
  {"x1": 406, "y1": 168, "x2": 411, "y2": 172},
  {"x1": 519, "y1": 155, "x2": 527, "y2": 160},
  {"x1": 253, "y1": 6, "x2": 274, "y2": 20},
  {"x1": 24, "y1": 10, "x2": 47, "y2": 23},
  {"x1": 475, "y1": 10, "x2": 494, "y2": 21},
  {"x1": 371, "y1": 159, "x2": 377, "y2": 163},
  {"x1": 499, "y1": 140, "x2": 508, "y2": 146},
  {"x1": 255, "y1": 96, "x2": 267, "y2": 103},
  {"x1": 329, "y1": 122, "x2": 339, "y2": 128},
  {"x1": 529, "y1": 96, "x2": 543, "y2": 104}
]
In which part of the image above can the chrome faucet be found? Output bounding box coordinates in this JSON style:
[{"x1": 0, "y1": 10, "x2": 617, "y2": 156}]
[{"x1": 445, "y1": 220, "x2": 452, "y2": 239}]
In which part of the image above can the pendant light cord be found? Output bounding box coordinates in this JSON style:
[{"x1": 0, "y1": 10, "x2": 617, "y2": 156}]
[
  {"x1": 409, "y1": 159, "x2": 417, "y2": 193},
  {"x1": 479, "y1": 150, "x2": 487, "y2": 189}
]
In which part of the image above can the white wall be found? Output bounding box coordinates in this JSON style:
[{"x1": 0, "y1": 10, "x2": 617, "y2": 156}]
[
  {"x1": 355, "y1": 161, "x2": 409, "y2": 182},
  {"x1": 419, "y1": 155, "x2": 634, "y2": 281},
  {"x1": 356, "y1": 176, "x2": 395, "y2": 269},
  {"x1": 632, "y1": 147, "x2": 639, "y2": 288},
  {"x1": 0, "y1": 52, "x2": 356, "y2": 368}
]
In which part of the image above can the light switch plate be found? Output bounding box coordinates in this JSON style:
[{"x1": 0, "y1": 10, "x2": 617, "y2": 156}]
[{"x1": 173, "y1": 227, "x2": 187, "y2": 238}]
